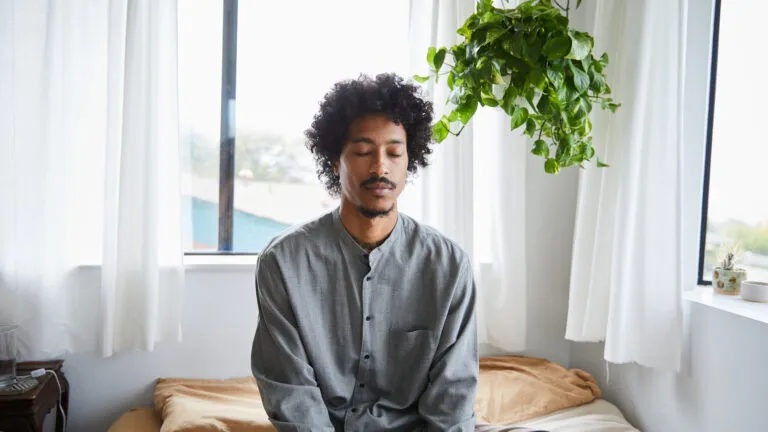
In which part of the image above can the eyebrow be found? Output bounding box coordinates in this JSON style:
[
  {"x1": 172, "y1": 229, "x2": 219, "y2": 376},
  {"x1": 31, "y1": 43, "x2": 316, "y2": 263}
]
[{"x1": 349, "y1": 137, "x2": 405, "y2": 145}]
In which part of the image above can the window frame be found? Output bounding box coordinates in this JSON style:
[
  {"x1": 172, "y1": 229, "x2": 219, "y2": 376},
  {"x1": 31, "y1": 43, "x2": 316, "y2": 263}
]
[
  {"x1": 186, "y1": 0, "x2": 240, "y2": 256},
  {"x1": 697, "y1": 0, "x2": 722, "y2": 286}
]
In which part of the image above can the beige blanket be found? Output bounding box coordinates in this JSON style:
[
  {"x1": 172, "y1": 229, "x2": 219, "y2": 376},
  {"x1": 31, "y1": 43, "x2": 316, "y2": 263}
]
[
  {"x1": 154, "y1": 377, "x2": 275, "y2": 432},
  {"x1": 152, "y1": 356, "x2": 600, "y2": 432},
  {"x1": 474, "y1": 356, "x2": 601, "y2": 425}
]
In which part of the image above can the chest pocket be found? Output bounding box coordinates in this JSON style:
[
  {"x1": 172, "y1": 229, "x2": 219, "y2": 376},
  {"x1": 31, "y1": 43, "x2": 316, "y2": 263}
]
[{"x1": 383, "y1": 329, "x2": 436, "y2": 406}]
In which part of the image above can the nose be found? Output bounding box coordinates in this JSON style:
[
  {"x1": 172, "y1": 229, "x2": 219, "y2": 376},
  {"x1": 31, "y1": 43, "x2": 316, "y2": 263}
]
[{"x1": 369, "y1": 149, "x2": 389, "y2": 177}]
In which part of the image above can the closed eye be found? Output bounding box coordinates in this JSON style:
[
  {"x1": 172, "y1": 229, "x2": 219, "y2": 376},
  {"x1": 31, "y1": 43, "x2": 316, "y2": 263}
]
[
  {"x1": 389, "y1": 153, "x2": 403, "y2": 158},
  {"x1": 354, "y1": 152, "x2": 373, "y2": 157}
]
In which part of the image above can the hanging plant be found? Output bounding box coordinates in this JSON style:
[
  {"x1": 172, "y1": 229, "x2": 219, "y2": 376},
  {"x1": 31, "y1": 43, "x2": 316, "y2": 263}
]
[{"x1": 415, "y1": 0, "x2": 619, "y2": 173}]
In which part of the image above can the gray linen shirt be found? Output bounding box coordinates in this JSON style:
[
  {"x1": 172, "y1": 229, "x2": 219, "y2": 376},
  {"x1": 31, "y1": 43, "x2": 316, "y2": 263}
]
[{"x1": 251, "y1": 208, "x2": 478, "y2": 431}]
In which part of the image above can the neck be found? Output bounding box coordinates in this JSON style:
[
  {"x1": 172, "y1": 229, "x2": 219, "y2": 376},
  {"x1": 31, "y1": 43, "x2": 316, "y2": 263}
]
[{"x1": 339, "y1": 200, "x2": 398, "y2": 252}]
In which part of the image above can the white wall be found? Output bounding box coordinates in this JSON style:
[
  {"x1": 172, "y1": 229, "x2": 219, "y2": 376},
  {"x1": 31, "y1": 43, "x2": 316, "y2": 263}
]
[
  {"x1": 57, "y1": 165, "x2": 580, "y2": 432},
  {"x1": 570, "y1": 304, "x2": 768, "y2": 432}
]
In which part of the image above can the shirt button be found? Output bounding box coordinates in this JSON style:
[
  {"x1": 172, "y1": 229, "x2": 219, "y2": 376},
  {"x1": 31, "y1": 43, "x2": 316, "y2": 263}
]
[
  {"x1": 365, "y1": 276, "x2": 372, "y2": 281},
  {"x1": 364, "y1": 354, "x2": 370, "y2": 360},
  {"x1": 365, "y1": 315, "x2": 372, "y2": 321},
  {"x1": 359, "y1": 383, "x2": 365, "y2": 388},
  {"x1": 351, "y1": 408, "x2": 358, "y2": 413}
]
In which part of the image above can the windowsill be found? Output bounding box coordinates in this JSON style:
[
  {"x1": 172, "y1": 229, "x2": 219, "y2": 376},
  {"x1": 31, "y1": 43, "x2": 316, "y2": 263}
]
[
  {"x1": 75, "y1": 255, "x2": 258, "y2": 271},
  {"x1": 685, "y1": 286, "x2": 768, "y2": 325},
  {"x1": 183, "y1": 254, "x2": 257, "y2": 271}
]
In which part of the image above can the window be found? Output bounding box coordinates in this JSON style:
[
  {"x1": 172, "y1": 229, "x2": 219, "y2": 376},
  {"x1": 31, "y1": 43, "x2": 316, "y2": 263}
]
[
  {"x1": 178, "y1": 0, "x2": 410, "y2": 254},
  {"x1": 699, "y1": 0, "x2": 768, "y2": 284}
]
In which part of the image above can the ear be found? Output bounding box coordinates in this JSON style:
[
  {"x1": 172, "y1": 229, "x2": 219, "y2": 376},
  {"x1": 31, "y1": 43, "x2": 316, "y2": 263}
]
[{"x1": 333, "y1": 160, "x2": 340, "y2": 176}]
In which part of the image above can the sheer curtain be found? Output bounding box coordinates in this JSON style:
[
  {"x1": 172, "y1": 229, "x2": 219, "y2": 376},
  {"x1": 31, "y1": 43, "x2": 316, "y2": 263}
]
[
  {"x1": 405, "y1": 0, "x2": 528, "y2": 352},
  {"x1": 0, "y1": 0, "x2": 186, "y2": 359},
  {"x1": 565, "y1": 0, "x2": 688, "y2": 370}
]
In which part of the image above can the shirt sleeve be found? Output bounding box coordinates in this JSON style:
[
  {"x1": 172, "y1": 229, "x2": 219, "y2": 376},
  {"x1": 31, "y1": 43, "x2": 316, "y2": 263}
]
[
  {"x1": 418, "y1": 254, "x2": 479, "y2": 432},
  {"x1": 251, "y1": 250, "x2": 335, "y2": 432}
]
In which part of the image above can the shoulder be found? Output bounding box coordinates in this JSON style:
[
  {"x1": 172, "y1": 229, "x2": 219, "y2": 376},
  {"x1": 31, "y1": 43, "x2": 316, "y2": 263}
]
[
  {"x1": 258, "y1": 211, "x2": 335, "y2": 265},
  {"x1": 399, "y1": 213, "x2": 471, "y2": 271}
]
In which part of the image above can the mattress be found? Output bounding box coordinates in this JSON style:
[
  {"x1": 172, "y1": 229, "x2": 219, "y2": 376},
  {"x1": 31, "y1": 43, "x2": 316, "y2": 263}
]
[
  {"x1": 108, "y1": 399, "x2": 638, "y2": 432},
  {"x1": 478, "y1": 399, "x2": 639, "y2": 432}
]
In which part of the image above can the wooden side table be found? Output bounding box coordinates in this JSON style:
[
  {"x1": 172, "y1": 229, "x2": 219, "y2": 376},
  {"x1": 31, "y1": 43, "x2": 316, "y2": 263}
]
[{"x1": 0, "y1": 360, "x2": 69, "y2": 432}]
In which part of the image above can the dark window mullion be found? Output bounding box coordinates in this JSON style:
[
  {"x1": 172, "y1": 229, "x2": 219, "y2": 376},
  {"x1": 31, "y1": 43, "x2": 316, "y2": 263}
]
[
  {"x1": 218, "y1": 0, "x2": 238, "y2": 252},
  {"x1": 698, "y1": 0, "x2": 722, "y2": 285}
]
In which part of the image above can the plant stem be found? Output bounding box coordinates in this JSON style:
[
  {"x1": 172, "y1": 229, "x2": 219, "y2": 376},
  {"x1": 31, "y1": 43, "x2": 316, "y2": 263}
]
[{"x1": 450, "y1": 124, "x2": 467, "y2": 137}]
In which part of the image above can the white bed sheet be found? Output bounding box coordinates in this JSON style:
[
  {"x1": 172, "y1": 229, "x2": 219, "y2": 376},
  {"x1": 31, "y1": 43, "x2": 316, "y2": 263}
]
[{"x1": 477, "y1": 399, "x2": 640, "y2": 432}]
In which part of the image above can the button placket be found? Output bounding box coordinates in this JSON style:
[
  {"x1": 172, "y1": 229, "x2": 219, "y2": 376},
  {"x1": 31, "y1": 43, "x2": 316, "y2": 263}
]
[{"x1": 354, "y1": 261, "x2": 373, "y2": 413}]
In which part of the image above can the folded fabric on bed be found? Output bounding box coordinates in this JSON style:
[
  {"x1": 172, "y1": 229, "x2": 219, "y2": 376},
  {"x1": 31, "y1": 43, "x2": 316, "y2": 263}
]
[
  {"x1": 474, "y1": 356, "x2": 601, "y2": 425},
  {"x1": 154, "y1": 377, "x2": 275, "y2": 432}
]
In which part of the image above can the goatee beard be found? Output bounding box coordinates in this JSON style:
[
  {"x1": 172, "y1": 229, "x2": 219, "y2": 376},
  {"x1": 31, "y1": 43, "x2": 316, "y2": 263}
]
[{"x1": 358, "y1": 203, "x2": 395, "y2": 219}]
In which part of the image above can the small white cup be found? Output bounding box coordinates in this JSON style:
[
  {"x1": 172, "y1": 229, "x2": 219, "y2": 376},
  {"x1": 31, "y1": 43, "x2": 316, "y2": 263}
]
[{"x1": 740, "y1": 281, "x2": 768, "y2": 303}]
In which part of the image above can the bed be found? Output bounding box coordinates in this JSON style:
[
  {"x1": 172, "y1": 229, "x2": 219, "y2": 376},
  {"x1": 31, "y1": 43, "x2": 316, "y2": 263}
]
[{"x1": 108, "y1": 356, "x2": 638, "y2": 432}]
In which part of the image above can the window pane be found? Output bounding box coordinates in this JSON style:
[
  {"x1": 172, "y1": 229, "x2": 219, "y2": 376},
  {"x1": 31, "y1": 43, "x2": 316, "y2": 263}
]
[
  {"x1": 179, "y1": 0, "x2": 223, "y2": 252},
  {"x1": 702, "y1": 0, "x2": 768, "y2": 282},
  {"x1": 230, "y1": 0, "x2": 411, "y2": 253}
]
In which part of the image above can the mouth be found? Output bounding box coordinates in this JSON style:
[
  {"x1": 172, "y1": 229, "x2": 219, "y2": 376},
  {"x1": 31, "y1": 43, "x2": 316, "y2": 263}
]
[{"x1": 363, "y1": 183, "x2": 394, "y2": 196}]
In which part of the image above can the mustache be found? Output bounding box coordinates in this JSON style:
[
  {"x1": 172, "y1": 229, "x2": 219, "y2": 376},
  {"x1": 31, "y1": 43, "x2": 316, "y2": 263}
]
[{"x1": 361, "y1": 176, "x2": 397, "y2": 189}]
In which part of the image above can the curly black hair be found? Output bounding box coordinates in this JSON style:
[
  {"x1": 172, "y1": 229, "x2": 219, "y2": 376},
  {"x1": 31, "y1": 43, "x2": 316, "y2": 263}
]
[{"x1": 305, "y1": 73, "x2": 434, "y2": 197}]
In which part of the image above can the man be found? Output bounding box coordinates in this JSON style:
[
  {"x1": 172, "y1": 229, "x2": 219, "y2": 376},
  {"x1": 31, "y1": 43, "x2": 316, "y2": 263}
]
[{"x1": 251, "y1": 73, "x2": 478, "y2": 431}]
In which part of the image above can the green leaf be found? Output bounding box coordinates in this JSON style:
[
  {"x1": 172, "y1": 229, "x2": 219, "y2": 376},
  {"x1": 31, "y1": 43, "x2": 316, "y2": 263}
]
[
  {"x1": 523, "y1": 38, "x2": 542, "y2": 63},
  {"x1": 589, "y1": 69, "x2": 606, "y2": 93},
  {"x1": 556, "y1": 135, "x2": 576, "y2": 164},
  {"x1": 476, "y1": 56, "x2": 489, "y2": 71},
  {"x1": 492, "y1": 67, "x2": 505, "y2": 84},
  {"x1": 566, "y1": 31, "x2": 592, "y2": 61},
  {"x1": 531, "y1": 139, "x2": 549, "y2": 158},
  {"x1": 577, "y1": 0, "x2": 583, "y2": 7},
  {"x1": 510, "y1": 106, "x2": 529, "y2": 131},
  {"x1": 447, "y1": 72, "x2": 455, "y2": 89},
  {"x1": 525, "y1": 118, "x2": 537, "y2": 137},
  {"x1": 598, "y1": 52, "x2": 610, "y2": 67},
  {"x1": 434, "y1": 48, "x2": 447, "y2": 72},
  {"x1": 413, "y1": 75, "x2": 430, "y2": 83},
  {"x1": 501, "y1": 85, "x2": 519, "y2": 116},
  {"x1": 524, "y1": 87, "x2": 536, "y2": 110},
  {"x1": 536, "y1": 94, "x2": 551, "y2": 114},
  {"x1": 432, "y1": 119, "x2": 450, "y2": 142},
  {"x1": 427, "y1": 47, "x2": 437, "y2": 68},
  {"x1": 542, "y1": 37, "x2": 571, "y2": 60},
  {"x1": 527, "y1": 67, "x2": 546, "y2": 89},
  {"x1": 456, "y1": 96, "x2": 479, "y2": 124},
  {"x1": 486, "y1": 27, "x2": 507, "y2": 44},
  {"x1": 477, "y1": 0, "x2": 493, "y2": 13},
  {"x1": 569, "y1": 62, "x2": 590, "y2": 93},
  {"x1": 545, "y1": 158, "x2": 560, "y2": 174},
  {"x1": 546, "y1": 68, "x2": 564, "y2": 88},
  {"x1": 597, "y1": 157, "x2": 610, "y2": 168},
  {"x1": 481, "y1": 95, "x2": 499, "y2": 107}
]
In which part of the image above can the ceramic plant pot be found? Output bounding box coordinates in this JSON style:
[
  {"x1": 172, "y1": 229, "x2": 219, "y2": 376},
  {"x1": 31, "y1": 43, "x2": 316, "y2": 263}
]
[{"x1": 713, "y1": 267, "x2": 747, "y2": 295}]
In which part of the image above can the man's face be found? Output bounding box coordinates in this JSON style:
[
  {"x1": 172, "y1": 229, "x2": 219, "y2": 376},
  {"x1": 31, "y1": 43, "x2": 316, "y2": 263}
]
[{"x1": 336, "y1": 114, "x2": 408, "y2": 218}]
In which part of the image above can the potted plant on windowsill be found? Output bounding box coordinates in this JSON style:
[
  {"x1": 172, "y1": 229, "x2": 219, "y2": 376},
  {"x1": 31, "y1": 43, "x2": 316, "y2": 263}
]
[
  {"x1": 415, "y1": 0, "x2": 620, "y2": 174},
  {"x1": 713, "y1": 246, "x2": 748, "y2": 295}
]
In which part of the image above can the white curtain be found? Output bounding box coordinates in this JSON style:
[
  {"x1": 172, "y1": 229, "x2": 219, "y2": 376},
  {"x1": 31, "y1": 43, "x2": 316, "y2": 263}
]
[
  {"x1": 565, "y1": 0, "x2": 687, "y2": 370},
  {"x1": 0, "y1": 0, "x2": 186, "y2": 359},
  {"x1": 406, "y1": 0, "x2": 528, "y2": 352}
]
